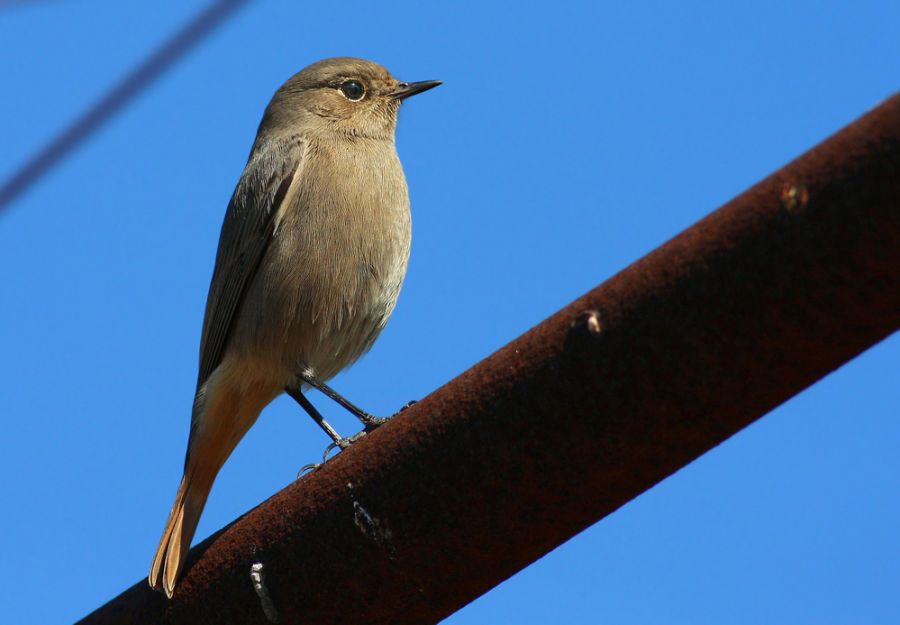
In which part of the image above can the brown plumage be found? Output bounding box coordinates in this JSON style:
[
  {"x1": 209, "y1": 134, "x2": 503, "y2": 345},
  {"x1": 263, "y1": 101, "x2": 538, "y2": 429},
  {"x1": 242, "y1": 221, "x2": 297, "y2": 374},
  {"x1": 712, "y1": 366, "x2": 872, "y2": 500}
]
[{"x1": 149, "y1": 57, "x2": 439, "y2": 598}]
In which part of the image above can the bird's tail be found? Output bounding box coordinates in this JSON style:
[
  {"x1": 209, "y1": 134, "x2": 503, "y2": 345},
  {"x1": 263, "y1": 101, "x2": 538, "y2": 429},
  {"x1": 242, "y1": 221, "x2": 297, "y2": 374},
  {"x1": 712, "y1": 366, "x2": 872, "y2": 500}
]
[
  {"x1": 148, "y1": 468, "x2": 215, "y2": 598},
  {"x1": 148, "y1": 358, "x2": 277, "y2": 598}
]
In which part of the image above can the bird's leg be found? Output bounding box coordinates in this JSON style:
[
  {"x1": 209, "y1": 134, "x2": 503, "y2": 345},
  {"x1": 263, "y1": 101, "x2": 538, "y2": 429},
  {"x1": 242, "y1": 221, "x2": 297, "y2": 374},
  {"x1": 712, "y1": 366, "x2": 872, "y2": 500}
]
[
  {"x1": 286, "y1": 387, "x2": 371, "y2": 474},
  {"x1": 288, "y1": 384, "x2": 419, "y2": 476},
  {"x1": 285, "y1": 387, "x2": 356, "y2": 447},
  {"x1": 299, "y1": 372, "x2": 388, "y2": 430}
]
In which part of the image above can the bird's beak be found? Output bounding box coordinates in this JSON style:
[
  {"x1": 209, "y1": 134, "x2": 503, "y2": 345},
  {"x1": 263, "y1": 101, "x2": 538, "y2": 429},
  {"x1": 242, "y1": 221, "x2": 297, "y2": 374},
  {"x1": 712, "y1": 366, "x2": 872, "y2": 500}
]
[{"x1": 390, "y1": 80, "x2": 442, "y2": 100}]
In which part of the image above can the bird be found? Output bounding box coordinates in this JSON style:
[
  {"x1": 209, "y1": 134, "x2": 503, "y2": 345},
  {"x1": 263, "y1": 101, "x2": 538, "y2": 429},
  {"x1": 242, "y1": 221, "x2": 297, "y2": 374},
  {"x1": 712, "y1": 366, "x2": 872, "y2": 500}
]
[{"x1": 149, "y1": 57, "x2": 440, "y2": 598}]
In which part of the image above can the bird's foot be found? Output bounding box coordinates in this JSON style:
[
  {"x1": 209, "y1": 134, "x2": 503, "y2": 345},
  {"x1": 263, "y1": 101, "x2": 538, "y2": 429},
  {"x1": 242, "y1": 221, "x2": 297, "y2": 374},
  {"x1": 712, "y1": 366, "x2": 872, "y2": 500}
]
[
  {"x1": 326, "y1": 430, "x2": 368, "y2": 455},
  {"x1": 297, "y1": 430, "x2": 369, "y2": 477},
  {"x1": 358, "y1": 399, "x2": 416, "y2": 429},
  {"x1": 296, "y1": 401, "x2": 417, "y2": 478},
  {"x1": 359, "y1": 414, "x2": 388, "y2": 429}
]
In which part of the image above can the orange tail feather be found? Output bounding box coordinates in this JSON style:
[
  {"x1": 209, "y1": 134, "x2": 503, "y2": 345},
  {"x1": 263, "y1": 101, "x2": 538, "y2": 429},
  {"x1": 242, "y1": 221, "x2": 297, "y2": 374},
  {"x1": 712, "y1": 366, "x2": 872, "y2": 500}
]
[{"x1": 148, "y1": 470, "x2": 214, "y2": 598}]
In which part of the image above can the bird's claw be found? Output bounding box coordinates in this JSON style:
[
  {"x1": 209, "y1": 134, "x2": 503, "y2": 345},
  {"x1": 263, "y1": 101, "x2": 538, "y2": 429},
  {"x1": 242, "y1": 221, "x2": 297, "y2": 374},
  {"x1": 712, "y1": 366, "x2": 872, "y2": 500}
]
[
  {"x1": 358, "y1": 414, "x2": 388, "y2": 429},
  {"x1": 323, "y1": 430, "x2": 368, "y2": 460},
  {"x1": 296, "y1": 431, "x2": 364, "y2": 478},
  {"x1": 297, "y1": 402, "x2": 417, "y2": 479},
  {"x1": 361, "y1": 416, "x2": 388, "y2": 430},
  {"x1": 359, "y1": 400, "x2": 415, "y2": 429},
  {"x1": 297, "y1": 462, "x2": 320, "y2": 478}
]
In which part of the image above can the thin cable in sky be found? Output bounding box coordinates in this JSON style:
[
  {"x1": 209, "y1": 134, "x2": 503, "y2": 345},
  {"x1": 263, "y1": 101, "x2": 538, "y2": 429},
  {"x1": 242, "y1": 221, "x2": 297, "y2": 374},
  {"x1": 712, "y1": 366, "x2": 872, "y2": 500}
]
[{"x1": 0, "y1": 0, "x2": 249, "y2": 213}]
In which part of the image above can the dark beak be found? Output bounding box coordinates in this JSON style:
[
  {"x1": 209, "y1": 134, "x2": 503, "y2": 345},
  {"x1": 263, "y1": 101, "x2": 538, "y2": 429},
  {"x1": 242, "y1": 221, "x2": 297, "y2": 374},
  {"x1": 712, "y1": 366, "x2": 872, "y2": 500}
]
[{"x1": 390, "y1": 80, "x2": 442, "y2": 100}]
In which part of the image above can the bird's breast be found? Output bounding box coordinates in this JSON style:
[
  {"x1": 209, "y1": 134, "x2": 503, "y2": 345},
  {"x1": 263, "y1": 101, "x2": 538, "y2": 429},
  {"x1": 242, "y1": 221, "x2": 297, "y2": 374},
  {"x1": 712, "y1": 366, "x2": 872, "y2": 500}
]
[{"x1": 248, "y1": 136, "x2": 411, "y2": 379}]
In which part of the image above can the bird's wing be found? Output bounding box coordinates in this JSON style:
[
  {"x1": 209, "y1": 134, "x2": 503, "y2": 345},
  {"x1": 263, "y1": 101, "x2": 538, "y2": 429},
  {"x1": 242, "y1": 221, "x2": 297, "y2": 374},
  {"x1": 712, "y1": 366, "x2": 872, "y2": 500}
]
[{"x1": 196, "y1": 135, "x2": 307, "y2": 389}]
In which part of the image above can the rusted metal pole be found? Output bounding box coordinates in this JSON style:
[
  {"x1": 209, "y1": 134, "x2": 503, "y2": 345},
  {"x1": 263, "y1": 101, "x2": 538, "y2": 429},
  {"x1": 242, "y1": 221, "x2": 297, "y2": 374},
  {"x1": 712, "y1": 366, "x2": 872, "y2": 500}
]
[{"x1": 77, "y1": 94, "x2": 900, "y2": 625}]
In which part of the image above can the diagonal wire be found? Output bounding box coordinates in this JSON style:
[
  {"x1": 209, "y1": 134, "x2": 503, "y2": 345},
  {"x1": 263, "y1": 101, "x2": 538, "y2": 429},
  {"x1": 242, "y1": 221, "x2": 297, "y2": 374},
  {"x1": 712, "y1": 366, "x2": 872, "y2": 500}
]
[
  {"x1": 0, "y1": 0, "x2": 51, "y2": 8},
  {"x1": 0, "y1": 0, "x2": 249, "y2": 213}
]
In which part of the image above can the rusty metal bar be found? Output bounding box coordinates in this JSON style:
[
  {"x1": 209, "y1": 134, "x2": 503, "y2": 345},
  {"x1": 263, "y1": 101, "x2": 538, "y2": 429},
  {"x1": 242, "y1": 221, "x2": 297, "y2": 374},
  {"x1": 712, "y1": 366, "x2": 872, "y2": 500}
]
[
  {"x1": 76, "y1": 94, "x2": 900, "y2": 625},
  {"x1": 0, "y1": 0, "x2": 248, "y2": 212}
]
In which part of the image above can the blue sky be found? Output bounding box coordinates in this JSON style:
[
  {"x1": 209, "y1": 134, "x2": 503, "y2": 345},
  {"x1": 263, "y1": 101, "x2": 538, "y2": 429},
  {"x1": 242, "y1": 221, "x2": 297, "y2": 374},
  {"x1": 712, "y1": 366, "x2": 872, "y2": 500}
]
[{"x1": 1, "y1": 2, "x2": 898, "y2": 623}]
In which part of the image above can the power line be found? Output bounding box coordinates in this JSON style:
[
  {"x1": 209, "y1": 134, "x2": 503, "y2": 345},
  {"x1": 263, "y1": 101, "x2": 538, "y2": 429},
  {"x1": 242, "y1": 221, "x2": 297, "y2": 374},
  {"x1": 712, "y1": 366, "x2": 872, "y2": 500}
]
[
  {"x1": 0, "y1": 0, "x2": 51, "y2": 9},
  {"x1": 0, "y1": 0, "x2": 248, "y2": 213},
  {"x1": 75, "y1": 94, "x2": 900, "y2": 624}
]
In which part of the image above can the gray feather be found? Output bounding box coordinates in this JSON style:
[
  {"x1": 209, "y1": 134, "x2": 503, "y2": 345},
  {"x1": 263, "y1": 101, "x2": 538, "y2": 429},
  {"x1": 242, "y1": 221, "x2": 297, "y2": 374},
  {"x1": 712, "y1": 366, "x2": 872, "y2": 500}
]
[{"x1": 196, "y1": 136, "x2": 307, "y2": 389}]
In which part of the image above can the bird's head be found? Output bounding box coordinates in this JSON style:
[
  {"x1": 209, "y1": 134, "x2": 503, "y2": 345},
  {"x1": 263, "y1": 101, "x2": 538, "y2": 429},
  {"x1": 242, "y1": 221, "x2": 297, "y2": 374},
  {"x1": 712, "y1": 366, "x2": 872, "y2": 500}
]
[{"x1": 261, "y1": 57, "x2": 440, "y2": 140}]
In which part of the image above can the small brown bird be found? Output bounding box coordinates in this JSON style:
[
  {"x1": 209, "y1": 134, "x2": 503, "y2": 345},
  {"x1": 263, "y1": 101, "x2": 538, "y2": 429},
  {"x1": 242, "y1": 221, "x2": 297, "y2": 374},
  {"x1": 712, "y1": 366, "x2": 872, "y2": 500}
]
[{"x1": 149, "y1": 57, "x2": 440, "y2": 598}]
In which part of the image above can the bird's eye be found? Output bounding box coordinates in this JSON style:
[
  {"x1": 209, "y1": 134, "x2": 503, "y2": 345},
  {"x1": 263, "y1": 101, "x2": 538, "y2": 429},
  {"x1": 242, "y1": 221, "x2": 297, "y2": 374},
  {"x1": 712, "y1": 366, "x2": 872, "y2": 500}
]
[{"x1": 339, "y1": 80, "x2": 365, "y2": 101}]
